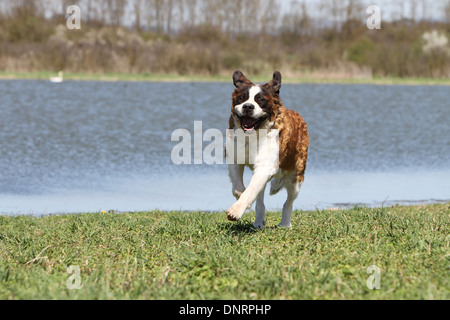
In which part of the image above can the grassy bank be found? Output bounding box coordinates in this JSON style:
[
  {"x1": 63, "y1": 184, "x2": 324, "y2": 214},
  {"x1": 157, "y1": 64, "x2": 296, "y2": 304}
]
[
  {"x1": 0, "y1": 204, "x2": 448, "y2": 300},
  {"x1": 1, "y1": 71, "x2": 450, "y2": 86}
]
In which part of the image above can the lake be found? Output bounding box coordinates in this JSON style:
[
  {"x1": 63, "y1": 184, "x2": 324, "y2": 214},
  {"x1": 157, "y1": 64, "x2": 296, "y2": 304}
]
[{"x1": 0, "y1": 80, "x2": 449, "y2": 215}]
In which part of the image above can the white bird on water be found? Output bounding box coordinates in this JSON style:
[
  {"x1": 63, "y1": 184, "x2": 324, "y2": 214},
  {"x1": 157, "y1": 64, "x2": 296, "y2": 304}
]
[{"x1": 50, "y1": 71, "x2": 64, "y2": 83}]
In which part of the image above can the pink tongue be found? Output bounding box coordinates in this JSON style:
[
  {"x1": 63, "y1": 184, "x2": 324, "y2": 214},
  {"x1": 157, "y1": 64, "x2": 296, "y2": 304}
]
[{"x1": 242, "y1": 118, "x2": 257, "y2": 129}]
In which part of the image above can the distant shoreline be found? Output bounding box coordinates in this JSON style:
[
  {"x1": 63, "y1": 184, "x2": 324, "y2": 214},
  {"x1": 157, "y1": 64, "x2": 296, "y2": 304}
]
[{"x1": 1, "y1": 71, "x2": 450, "y2": 86}]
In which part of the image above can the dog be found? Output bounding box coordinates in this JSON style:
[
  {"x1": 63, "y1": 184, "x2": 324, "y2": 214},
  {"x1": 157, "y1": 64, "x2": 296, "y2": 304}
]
[{"x1": 226, "y1": 70, "x2": 309, "y2": 228}]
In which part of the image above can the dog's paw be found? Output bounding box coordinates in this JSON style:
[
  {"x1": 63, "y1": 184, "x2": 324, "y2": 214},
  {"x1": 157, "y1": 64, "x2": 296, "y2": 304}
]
[
  {"x1": 227, "y1": 204, "x2": 244, "y2": 222},
  {"x1": 278, "y1": 223, "x2": 292, "y2": 229},
  {"x1": 253, "y1": 220, "x2": 266, "y2": 229}
]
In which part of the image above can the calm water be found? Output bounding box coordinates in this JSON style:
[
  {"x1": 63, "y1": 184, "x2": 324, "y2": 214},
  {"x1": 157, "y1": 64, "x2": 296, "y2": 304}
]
[{"x1": 0, "y1": 80, "x2": 449, "y2": 215}]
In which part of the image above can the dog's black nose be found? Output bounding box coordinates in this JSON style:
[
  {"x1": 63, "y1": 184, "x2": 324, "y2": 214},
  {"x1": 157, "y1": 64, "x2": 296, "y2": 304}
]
[{"x1": 243, "y1": 103, "x2": 255, "y2": 110}]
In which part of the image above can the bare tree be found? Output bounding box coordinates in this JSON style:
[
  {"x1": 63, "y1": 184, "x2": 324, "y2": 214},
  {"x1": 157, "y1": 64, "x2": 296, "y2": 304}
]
[
  {"x1": 241, "y1": 0, "x2": 261, "y2": 33},
  {"x1": 224, "y1": 0, "x2": 245, "y2": 33},
  {"x1": 420, "y1": 0, "x2": 428, "y2": 21},
  {"x1": 11, "y1": 0, "x2": 46, "y2": 17},
  {"x1": 281, "y1": 0, "x2": 308, "y2": 35},
  {"x1": 410, "y1": 0, "x2": 418, "y2": 22},
  {"x1": 318, "y1": 0, "x2": 344, "y2": 30},
  {"x1": 165, "y1": 0, "x2": 174, "y2": 33},
  {"x1": 444, "y1": 0, "x2": 450, "y2": 23},
  {"x1": 84, "y1": 0, "x2": 108, "y2": 26},
  {"x1": 132, "y1": 0, "x2": 144, "y2": 31},
  {"x1": 343, "y1": 0, "x2": 363, "y2": 22},
  {"x1": 184, "y1": 0, "x2": 198, "y2": 28},
  {"x1": 261, "y1": 0, "x2": 281, "y2": 34},
  {"x1": 200, "y1": 0, "x2": 221, "y2": 28},
  {"x1": 105, "y1": 0, "x2": 126, "y2": 26},
  {"x1": 145, "y1": 0, "x2": 164, "y2": 32},
  {"x1": 394, "y1": 1, "x2": 405, "y2": 21}
]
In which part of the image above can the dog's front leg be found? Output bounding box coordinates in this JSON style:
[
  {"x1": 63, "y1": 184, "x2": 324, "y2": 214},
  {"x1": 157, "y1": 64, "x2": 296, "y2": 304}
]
[
  {"x1": 228, "y1": 164, "x2": 246, "y2": 200},
  {"x1": 227, "y1": 170, "x2": 271, "y2": 222}
]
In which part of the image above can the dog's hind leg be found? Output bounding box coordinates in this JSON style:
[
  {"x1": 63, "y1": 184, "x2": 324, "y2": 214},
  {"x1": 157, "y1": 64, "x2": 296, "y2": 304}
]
[
  {"x1": 270, "y1": 174, "x2": 284, "y2": 196},
  {"x1": 279, "y1": 177, "x2": 303, "y2": 228},
  {"x1": 254, "y1": 184, "x2": 267, "y2": 229}
]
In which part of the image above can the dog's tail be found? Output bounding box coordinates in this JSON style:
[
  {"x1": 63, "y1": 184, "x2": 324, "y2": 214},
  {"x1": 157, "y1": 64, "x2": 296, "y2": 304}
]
[{"x1": 270, "y1": 177, "x2": 284, "y2": 195}]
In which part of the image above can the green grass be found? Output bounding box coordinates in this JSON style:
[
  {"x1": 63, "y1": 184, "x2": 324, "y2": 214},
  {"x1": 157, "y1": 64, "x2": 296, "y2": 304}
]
[
  {"x1": 0, "y1": 204, "x2": 449, "y2": 300},
  {"x1": 1, "y1": 71, "x2": 450, "y2": 86}
]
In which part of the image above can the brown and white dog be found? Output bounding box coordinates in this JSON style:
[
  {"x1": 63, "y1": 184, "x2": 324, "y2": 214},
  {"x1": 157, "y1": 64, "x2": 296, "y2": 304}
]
[{"x1": 227, "y1": 70, "x2": 309, "y2": 228}]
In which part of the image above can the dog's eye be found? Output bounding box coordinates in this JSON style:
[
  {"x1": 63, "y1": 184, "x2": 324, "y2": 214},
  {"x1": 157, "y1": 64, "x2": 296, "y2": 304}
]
[
  {"x1": 255, "y1": 94, "x2": 266, "y2": 104},
  {"x1": 236, "y1": 94, "x2": 248, "y2": 104}
]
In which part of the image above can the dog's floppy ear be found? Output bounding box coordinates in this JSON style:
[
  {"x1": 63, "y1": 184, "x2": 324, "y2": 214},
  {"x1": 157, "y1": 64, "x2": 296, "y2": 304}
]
[
  {"x1": 268, "y1": 71, "x2": 282, "y2": 94},
  {"x1": 233, "y1": 70, "x2": 253, "y2": 88}
]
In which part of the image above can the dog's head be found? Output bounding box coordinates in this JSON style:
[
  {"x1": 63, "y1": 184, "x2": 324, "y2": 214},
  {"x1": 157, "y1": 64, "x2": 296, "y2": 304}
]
[{"x1": 231, "y1": 70, "x2": 282, "y2": 133}]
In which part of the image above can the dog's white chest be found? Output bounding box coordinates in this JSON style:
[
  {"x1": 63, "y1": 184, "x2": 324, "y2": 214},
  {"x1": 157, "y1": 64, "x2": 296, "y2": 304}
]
[{"x1": 228, "y1": 129, "x2": 280, "y2": 175}]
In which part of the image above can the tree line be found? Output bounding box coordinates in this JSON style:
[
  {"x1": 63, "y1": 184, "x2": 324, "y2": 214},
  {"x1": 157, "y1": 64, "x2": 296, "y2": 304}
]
[{"x1": 0, "y1": 0, "x2": 449, "y2": 78}]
